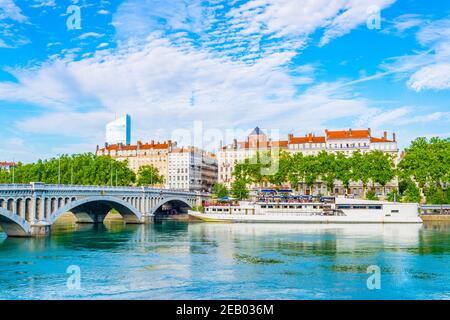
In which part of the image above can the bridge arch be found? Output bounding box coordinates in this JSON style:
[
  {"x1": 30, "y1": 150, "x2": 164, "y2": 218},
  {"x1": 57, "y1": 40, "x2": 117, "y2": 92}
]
[
  {"x1": 0, "y1": 207, "x2": 31, "y2": 237},
  {"x1": 48, "y1": 196, "x2": 143, "y2": 224},
  {"x1": 151, "y1": 197, "x2": 193, "y2": 216}
]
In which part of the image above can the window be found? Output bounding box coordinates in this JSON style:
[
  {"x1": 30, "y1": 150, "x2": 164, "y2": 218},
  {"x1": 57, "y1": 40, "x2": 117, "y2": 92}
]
[{"x1": 391, "y1": 210, "x2": 399, "y2": 213}]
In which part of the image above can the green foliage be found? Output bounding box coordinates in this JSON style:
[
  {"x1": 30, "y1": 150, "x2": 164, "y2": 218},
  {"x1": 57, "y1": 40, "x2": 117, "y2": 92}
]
[
  {"x1": 399, "y1": 137, "x2": 450, "y2": 192},
  {"x1": 386, "y1": 189, "x2": 401, "y2": 202},
  {"x1": 402, "y1": 183, "x2": 422, "y2": 203},
  {"x1": 231, "y1": 179, "x2": 249, "y2": 200},
  {"x1": 136, "y1": 165, "x2": 164, "y2": 186},
  {"x1": 0, "y1": 153, "x2": 135, "y2": 186},
  {"x1": 212, "y1": 183, "x2": 229, "y2": 198},
  {"x1": 192, "y1": 205, "x2": 205, "y2": 213},
  {"x1": 424, "y1": 185, "x2": 449, "y2": 205},
  {"x1": 365, "y1": 190, "x2": 378, "y2": 200}
]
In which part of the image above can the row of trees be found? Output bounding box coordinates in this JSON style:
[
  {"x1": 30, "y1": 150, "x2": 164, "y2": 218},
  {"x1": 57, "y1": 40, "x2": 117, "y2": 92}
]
[
  {"x1": 213, "y1": 137, "x2": 450, "y2": 204},
  {"x1": 0, "y1": 153, "x2": 164, "y2": 187}
]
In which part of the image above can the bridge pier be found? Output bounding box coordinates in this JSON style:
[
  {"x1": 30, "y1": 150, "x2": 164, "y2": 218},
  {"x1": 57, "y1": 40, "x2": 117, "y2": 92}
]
[
  {"x1": 140, "y1": 213, "x2": 154, "y2": 224},
  {"x1": 30, "y1": 222, "x2": 51, "y2": 237}
]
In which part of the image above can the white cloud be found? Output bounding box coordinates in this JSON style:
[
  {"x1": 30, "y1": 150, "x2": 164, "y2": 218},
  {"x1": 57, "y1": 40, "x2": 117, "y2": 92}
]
[
  {"x1": 1, "y1": 32, "x2": 376, "y2": 147},
  {"x1": 97, "y1": 9, "x2": 110, "y2": 15},
  {"x1": 0, "y1": 0, "x2": 27, "y2": 22},
  {"x1": 30, "y1": 0, "x2": 56, "y2": 8},
  {"x1": 79, "y1": 32, "x2": 104, "y2": 40},
  {"x1": 408, "y1": 63, "x2": 450, "y2": 91},
  {"x1": 355, "y1": 106, "x2": 450, "y2": 130},
  {"x1": 381, "y1": 18, "x2": 450, "y2": 92},
  {"x1": 225, "y1": 0, "x2": 395, "y2": 47}
]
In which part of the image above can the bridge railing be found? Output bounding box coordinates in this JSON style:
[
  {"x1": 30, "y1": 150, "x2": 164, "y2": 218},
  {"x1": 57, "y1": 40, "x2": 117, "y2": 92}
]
[{"x1": 0, "y1": 183, "x2": 210, "y2": 197}]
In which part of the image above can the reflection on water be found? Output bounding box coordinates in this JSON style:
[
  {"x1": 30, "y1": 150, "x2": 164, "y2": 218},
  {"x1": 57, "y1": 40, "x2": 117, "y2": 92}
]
[{"x1": 0, "y1": 221, "x2": 449, "y2": 300}]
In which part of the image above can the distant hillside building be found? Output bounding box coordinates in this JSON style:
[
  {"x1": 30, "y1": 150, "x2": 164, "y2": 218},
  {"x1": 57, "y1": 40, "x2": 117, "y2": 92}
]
[
  {"x1": 105, "y1": 115, "x2": 131, "y2": 146},
  {"x1": 219, "y1": 127, "x2": 398, "y2": 197},
  {"x1": 0, "y1": 162, "x2": 16, "y2": 170}
]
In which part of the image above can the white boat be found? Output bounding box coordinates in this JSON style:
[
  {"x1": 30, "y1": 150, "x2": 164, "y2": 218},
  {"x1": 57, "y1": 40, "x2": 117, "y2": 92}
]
[{"x1": 188, "y1": 197, "x2": 422, "y2": 224}]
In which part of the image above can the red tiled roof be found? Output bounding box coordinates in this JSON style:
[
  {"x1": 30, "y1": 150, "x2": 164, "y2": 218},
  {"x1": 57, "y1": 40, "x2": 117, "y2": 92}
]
[
  {"x1": 0, "y1": 161, "x2": 15, "y2": 167},
  {"x1": 99, "y1": 141, "x2": 170, "y2": 152},
  {"x1": 326, "y1": 129, "x2": 370, "y2": 139},
  {"x1": 370, "y1": 137, "x2": 394, "y2": 143},
  {"x1": 290, "y1": 135, "x2": 325, "y2": 144}
]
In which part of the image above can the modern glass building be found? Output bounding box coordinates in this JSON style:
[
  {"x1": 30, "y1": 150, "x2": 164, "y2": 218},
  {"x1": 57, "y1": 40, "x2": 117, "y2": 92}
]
[{"x1": 105, "y1": 114, "x2": 131, "y2": 145}]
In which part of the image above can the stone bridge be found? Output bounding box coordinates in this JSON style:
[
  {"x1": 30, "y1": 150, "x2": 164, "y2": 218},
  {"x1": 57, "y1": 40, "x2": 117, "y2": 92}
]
[{"x1": 0, "y1": 183, "x2": 208, "y2": 237}]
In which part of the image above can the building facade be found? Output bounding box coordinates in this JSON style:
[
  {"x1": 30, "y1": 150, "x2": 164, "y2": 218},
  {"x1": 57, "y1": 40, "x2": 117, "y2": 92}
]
[
  {"x1": 168, "y1": 147, "x2": 218, "y2": 192},
  {"x1": 218, "y1": 127, "x2": 398, "y2": 197},
  {"x1": 96, "y1": 141, "x2": 218, "y2": 191},
  {"x1": 105, "y1": 115, "x2": 131, "y2": 146},
  {"x1": 96, "y1": 140, "x2": 175, "y2": 187}
]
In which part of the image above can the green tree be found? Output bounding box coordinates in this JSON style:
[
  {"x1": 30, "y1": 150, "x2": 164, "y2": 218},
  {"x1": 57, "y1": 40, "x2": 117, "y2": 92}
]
[
  {"x1": 0, "y1": 153, "x2": 135, "y2": 186},
  {"x1": 386, "y1": 189, "x2": 401, "y2": 202},
  {"x1": 366, "y1": 151, "x2": 396, "y2": 196},
  {"x1": 365, "y1": 190, "x2": 378, "y2": 200},
  {"x1": 317, "y1": 151, "x2": 337, "y2": 195},
  {"x1": 351, "y1": 151, "x2": 372, "y2": 198},
  {"x1": 212, "y1": 183, "x2": 229, "y2": 198},
  {"x1": 403, "y1": 183, "x2": 421, "y2": 203},
  {"x1": 136, "y1": 165, "x2": 164, "y2": 186},
  {"x1": 399, "y1": 137, "x2": 450, "y2": 197},
  {"x1": 335, "y1": 152, "x2": 352, "y2": 194},
  {"x1": 231, "y1": 179, "x2": 249, "y2": 200}
]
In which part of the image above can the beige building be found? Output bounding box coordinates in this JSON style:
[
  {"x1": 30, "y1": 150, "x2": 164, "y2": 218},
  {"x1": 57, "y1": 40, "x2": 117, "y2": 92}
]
[
  {"x1": 218, "y1": 127, "x2": 398, "y2": 197},
  {"x1": 96, "y1": 140, "x2": 175, "y2": 187},
  {"x1": 96, "y1": 141, "x2": 218, "y2": 191}
]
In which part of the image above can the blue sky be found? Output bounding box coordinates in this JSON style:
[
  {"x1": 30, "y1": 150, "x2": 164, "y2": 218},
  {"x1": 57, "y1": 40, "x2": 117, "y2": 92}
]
[{"x1": 0, "y1": 0, "x2": 449, "y2": 162}]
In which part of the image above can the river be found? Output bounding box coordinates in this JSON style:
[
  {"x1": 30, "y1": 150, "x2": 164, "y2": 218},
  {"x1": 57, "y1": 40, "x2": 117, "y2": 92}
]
[{"x1": 0, "y1": 220, "x2": 449, "y2": 299}]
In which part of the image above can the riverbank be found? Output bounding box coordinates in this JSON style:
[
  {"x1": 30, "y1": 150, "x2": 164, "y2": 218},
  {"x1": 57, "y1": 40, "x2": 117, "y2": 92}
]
[{"x1": 421, "y1": 215, "x2": 450, "y2": 222}]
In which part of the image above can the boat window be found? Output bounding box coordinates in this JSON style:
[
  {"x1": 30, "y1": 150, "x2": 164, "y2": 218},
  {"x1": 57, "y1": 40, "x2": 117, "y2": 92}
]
[
  {"x1": 289, "y1": 206, "x2": 295, "y2": 209},
  {"x1": 268, "y1": 205, "x2": 273, "y2": 209},
  {"x1": 391, "y1": 210, "x2": 399, "y2": 213},
  {"x1": 368, "y1": 205, "x2": 382, "y2": 209},
  {"x1": 261, "y1": 205, "x2": 266, "y2": 209},
  {"x1": 352, "y1": 205, "x2": 367, "y2": 209},
  {"x1": 337, "y1": 205, "x2": 351, "y2": 209}
]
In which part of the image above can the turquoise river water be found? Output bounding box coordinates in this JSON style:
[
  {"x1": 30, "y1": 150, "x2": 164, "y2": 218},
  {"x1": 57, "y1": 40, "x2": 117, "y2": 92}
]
[{"x1": 0, "y1": 220, "x2": 449, "y2": 299}]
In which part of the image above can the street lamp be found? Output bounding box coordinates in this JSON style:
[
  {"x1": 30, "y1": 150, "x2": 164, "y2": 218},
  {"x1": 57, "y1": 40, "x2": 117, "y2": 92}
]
[
  {"x1": 57, "y1": 154, "x2": 61, "y2": 185},
  {"x1": 12, "y1": 158, "x2": 15, "y2": 184}
]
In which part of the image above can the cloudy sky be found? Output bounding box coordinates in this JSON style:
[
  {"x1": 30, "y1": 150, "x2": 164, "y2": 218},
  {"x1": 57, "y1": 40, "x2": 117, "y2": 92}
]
[{"x1": 0, "y1": 0, "x2": 449, "y2": 162}]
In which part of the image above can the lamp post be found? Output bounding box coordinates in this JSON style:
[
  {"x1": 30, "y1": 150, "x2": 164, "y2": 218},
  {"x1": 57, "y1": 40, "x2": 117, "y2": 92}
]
[
  {"x1": 71, "y1": 161, "x2": 74, "y2": 185},
  {"x1": 57, "y1": 154, "x2": 61, "y2": 185},
  {"x1": 12, "y1": 158, "x2": 15, "y2": 184}
]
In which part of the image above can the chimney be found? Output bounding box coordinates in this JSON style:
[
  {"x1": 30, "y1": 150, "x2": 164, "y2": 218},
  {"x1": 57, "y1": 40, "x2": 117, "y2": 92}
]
[
  {"x1": 233, "y1": 138, "x2": 238, "y2": 149},
  {"x1": 383, "y1": 131, "x2": 387, "y2": 140},
  {"x1": 393, "y1": 132, "x2": 396, "y2": 142},
  {"x1": 96, "y1": 145, "x2": 99, "y2": 151},
  {"x1": 348, "y1": 128, "x2": 352, "y2": 136},
  {"x1": 368, "y1": 128, "x2": 371, "y2": 136},
  {"x1": 288, "y1": 133, "x2": 293, "y2": 142}
]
